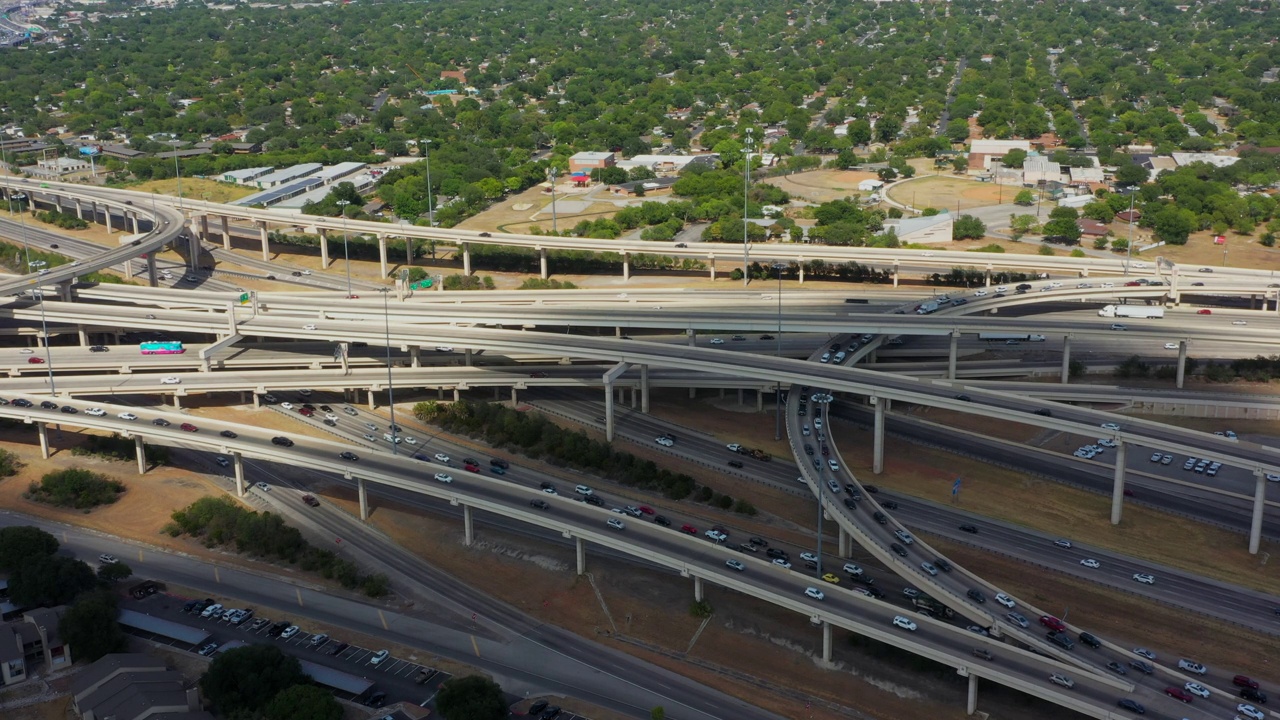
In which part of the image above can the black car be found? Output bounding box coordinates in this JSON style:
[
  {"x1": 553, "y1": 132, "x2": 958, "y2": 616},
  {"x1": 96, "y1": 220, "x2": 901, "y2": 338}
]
[
  {"x1": 220, "y1": 430, "x2": 238, "y2": 439},
  {"x1": 319, "y1": 405, "x2": 332, "y2": 412},
  {"x1": 843, "y1": 498, "x2": 857, "y2": 510},
  {"x1": 1034, "y1": 408, "x2": 1052, "y2": 416},
  {"x1": 959, "y1": 524, "x2": 978, "y2": 534},
  {"x1": 737, "y1": 542, "x2": 757, "y2": 553},
  {"x1": 529, "y1": 499, "x2": 549, "y2": 510},
  {"x1": 1106, "y1": 661, "x2": 1126, "y2": 675},
  {"x1": 766, "y1": 548, "x2": 789, "y2": 559},
  {"x1": 865, "y1": 585, "x2": 885, "y2": 599},
  {"x1": 1129, "y1": 660, "x2": 1153, "y2": 674},
  {"x1": 872, "y1": 511, "x2": 888, "y2": 525},
  {"x1": 1116, "y1": 699, "x2": 1144, "y2": 715},
  {"x1": 955, "y1": 394, "x2": 972, "y2": 402},
  {"x1": 540, "y1": 706, "x2": 561, "y2": 720},
  {"x1": 933, "y1": 558, "x2": 952, "y2": 572},
  {"x1": 804, "y1": 444, "x2": 814, "y2": 455},
  {"x1": 153, "y1": 418, "x2": 171, "y2": 427},
  {"x1": 364, "y1": 691, "x2": 386, "y2": 708},
  {"x1": 89, "y1": 345, "x2": 109, "y2": 352},
  {"x1": 60, "y1": 406, "x2": 78, "y2": 414},
  {"x1": 749, "y1": 537, "x2": 767, "y2": 546},
  {"x1": 583, "y1": 494, "x2": 603, "y2": 507},
  {"x1": 271, "y1": 436, "x2": 294, "y2": 447},
  {"x1": 40, "y1": 400, "x2": 57, "y2": 410},
  {"x1": 1241, "y1": 687, "x2": 1268, "y2": 703},
  {"x1": 1016, "y1": 283, "x2": 1032, "y2": 291},
  {"x1": 267, "y1": 621, "x2": 290, "y2": 637},
  {"x1": 490, "y1": 458, "x2": 510, "y2": 469},
  {"x1": 881, "y1": 500, "x2": 898, "y2": 510},
  {"x1": 539, "y1": 481, "x2": 554, "y2": 491},
  {"x1": 183, "y1": 599, "x2": 201, "y2": 612},
  {"x1": 1079, "y1": 632, "x2": 1101, "y2": 649},
  {"x1": 653, "y1": 515, "x2": 671, "y2": 527},
  {"x1": 528, "y1": 700, "x2": 549, "y2": 716},
  {"x1": 12, "y1": 398, "x2": 31, "y2": 408},
  {"x1": 890, "y1": 542, "x2": 908, "y2": 557},
  {"x1": 340, "y1": 451, "x2": 359, "y2": 461},
  {"x1": 967, "y1": 588, "x2": 986, "y2": 603},
  {"x1": 863, "y1": 485, "x2": 879, "y2": 494},
  {"x1": 323, "y1": 419, "x2": 337, "y2": 426},
  {"x1": 327, "y1": 641, "x2": 349, "y2": 656},
  {"x1": 727, "y1": 460, "x2": 744, "y2": 468}
]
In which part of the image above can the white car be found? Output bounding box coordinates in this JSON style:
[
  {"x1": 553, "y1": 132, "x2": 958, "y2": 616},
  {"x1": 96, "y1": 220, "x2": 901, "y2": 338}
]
[
  {"x1": 302, "y1": 324, "x2": 317, "y2": 330},
  {"x1": 1048, "y1": 281, "x2": 1063, "y2": 288},
  {"x1": 301, "y1": 270, "x2": 312, "y2": 275},
  {"x1": 1183, "y1": 681, "x2": 1210, "y2": 699},
  {"x1": 800, "y1": 552, "x2": 819, "y2": 563},
  {"x1": 801, "y1": 424, "x2": 811, "y2": 436},
  {"x1": 1080, "y1": 558, "x2": 1100, "y2": 569},
  {"x1": 655, "y1": 436, "x2": 674, "y2": 447},
  {"x1": 1132, "y1": 572, "x2": 1155, "y2": 585},
  {"x1": 705, "y1": 530, "x2": 728, "y2": 543},
  {"x1": 709, "y1": 338, "x2": 724, "y2": 345},
  {"x1": 117, "y1": 412, "x2": 137, "y2": 421},
  {"x1": 1238, "y1": 704, "x2": 1265, "y2": 720},
  {"x1": 362, "y1": 433, "x2": 378, "y2": 442},
  {"x1": 827, "y1": 459, "x2": 839, "y2": 472},
  {"x1": 1054, "y1": 539, "x2": 1073, "y2": 549},
  {"x1": 281, "y1": 402, "x2": 295, "y2": 410},
  {"x1": 19, "y1": 348, "x2": 33, "y2": 354},
  {"x1": 255, "y1": 482, "x2": 270, "y2": 492},
  {"x1": 1110, "y1": 323, "x2": 1127, "y2": 331},
  {"x1": 973, "y1": 289, "x2": 988, "y2": 297},
  {"x1": 1233, "y1": 320, "x2": 1248, "y2": 326},
  {"x1": 994, "y1": 286, "x2": 1008, "y2": 293},
  {"x1": 1076, "y1": 282, "x2": 1092, "y2": 288},
  {"x1": 434, "y1": 473, "x2": 453, "y2": 483},
  {"x1": 1132, "y1": 648, "x2": 1156, "y2": 660},
  {"x1": 1132, "y1": 261, "x2": 1148, "y2": 268},
  {"x1": 803, "y1": 587, "x2": 825, "y2": 601},
  {"x1": 1097, "y1": 438, "x2": 1117, "y2": 448},
  {"x1": 1100, "y1": 422, "x2": 1120, "y2": 431},
  {"x1": 606, "y1": 518, "x2": 626, "y2": 530},
  {"x1": 814, "y1": 418, "x2": 824, "y2": 430},
  {"x1": 85, "y1": 407, "x2": 106, "y2": 416},
  {"x1": 298, "y1": 389, "x2": 312, "y2": 396},
  {"x1": 435, "y1": 346, "x2": 454, "y2": 352},
  {"x1": 772, "y1": 558, "x2": 792, "y2": 569},
  {"x1": 280, "y1": 625, "x2": 300, "y2": 639},
  {"x1": 843, "y1": 563, "x2": 863, "y2": 576},
  {"x1": 403, "y1": 436, "x2": 418, "y2": 445},
  {"x1": 725, "y1": 559, "x2": 745, "y2": 571},
  {"x1": 1149, "y1": 452, "x2": 1162, "y2": 462},
  {"x1": 98, "y1": 553, "x2": 118, "y2": 564},
  {"x1": 1100, "y1": 282, "x2": 1114, "y2": 288},
  {"x1": 325, "y1": 413, "x2": 338, "y2": 421},
  {"x1": 201, "y1": 603, "x2": 224, "y2": 618},
  {"x1": 160, "y1": 376, "x2": 181, "y2": 384},
  {"x1": 994, "y1": 593, "x2": 1015, "y2": 609},
  {"x1": 575, "y1": 484, "x2": 593, "y2": 496},
  {"x1": 892, "y1": 615, "x2": 917, "y2": 631},
  {"x1": 1266, "y1": 473, "x2": 1280, "y2": 483},
  {"x1": 369, "y1": 649, "x2": 390, "y2": 666},
  {"x1": 726, "y1": 443, "x2": 743, "y2": 452},
  {"x1": 434, "y1": 453, "x2": 450, "y2": 464},
  {"x1": 1163, "y1": 342, "x2": 1179, "y2": 350}
]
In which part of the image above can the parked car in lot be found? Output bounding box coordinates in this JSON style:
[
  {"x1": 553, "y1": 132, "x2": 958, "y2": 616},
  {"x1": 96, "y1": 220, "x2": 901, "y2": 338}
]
[{"x1": 369, "y1": 649, "x2": 390, "y2": 665}]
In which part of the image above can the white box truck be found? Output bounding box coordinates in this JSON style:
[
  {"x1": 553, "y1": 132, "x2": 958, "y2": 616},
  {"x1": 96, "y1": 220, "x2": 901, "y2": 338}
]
[
  {"x1": 978, "y1": 333, "x2": 1047, "y2": 342},
  {"x1": 1097, "y1": 304, "x2": 1165, "y2": 319}
]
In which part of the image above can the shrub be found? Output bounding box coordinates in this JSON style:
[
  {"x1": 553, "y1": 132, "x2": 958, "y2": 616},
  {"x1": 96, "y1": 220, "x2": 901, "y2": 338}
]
[
  {"x1": 689, "y1": 600, "x2": 713, "y2": 618},
  {"x1": 28, "y1": 468, "x2": 125, "y2": 509}
]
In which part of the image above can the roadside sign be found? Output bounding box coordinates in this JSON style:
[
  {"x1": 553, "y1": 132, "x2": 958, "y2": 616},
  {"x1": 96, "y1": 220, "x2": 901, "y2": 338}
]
[{"x1": 238, "y1": 292, "x2": 250, "y2": 305}]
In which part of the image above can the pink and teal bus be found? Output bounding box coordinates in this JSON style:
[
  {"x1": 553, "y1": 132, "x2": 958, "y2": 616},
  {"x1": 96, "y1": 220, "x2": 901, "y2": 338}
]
[{"x1": 140, "y1": 341, "x2": 185, "y2": 355}]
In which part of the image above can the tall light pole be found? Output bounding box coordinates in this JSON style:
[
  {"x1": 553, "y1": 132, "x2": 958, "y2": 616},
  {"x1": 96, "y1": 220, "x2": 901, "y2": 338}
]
[
  {"x1": 173, "y1": 151, "x2": 184, "y2": 212},
  {"x1": 423, "y1": 139, "x2": 435, "y2": 226},
  {"x1": 742, "y1": 128, "x2": 753, "y2": 286},
  {"x1": 773, "y1": 262, "x2": 785, "y2": 441},
  {"x1": 547, "y1": 167, "x2": 559, "y2": 235},
  {"x1": 10, "y1": 192, "x2": 32, "y2": 268},
  {"x1": 380, "y1": 288, "x2": 399, "y2": 455},
  {"x1": 336, "y1": 200, "x2": 352, "y2": 297},
  {"x1": 14, "y1": 204, "x2": 55, "y2": 395},
  {"x1": 810, "y1": 393, "x2": 834, "y2": 578},
  {"x1": 1123, "y1": 188, "x2": 1136, "y2": 276}
]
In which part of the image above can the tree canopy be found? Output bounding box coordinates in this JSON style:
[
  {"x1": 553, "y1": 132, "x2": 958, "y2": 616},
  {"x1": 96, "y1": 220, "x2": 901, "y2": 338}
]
[
  {"x1": 200, "y1": 644, "x2": 311, "y2": 716},
  {"x1": 435, "y1": 675, "x2": 508, "y2": 720}
]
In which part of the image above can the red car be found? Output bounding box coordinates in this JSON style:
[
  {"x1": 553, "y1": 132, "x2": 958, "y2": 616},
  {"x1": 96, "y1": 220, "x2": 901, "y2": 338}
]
[
  {"x1": 1124, "y1": 281, "x2": 1141, "y2": 286},
  {"x1": 180, "y1": 423, "x2": 198, "y2": 432},
  {"x1": 529, "y1": 372, "x2": 548, "y2": 378},
  {"x1": 680, "y1": 524, "x2": 697, "y2": 535},
  {"x1": 345, "y1": 294, "x2": 360, "y2": 299},
  {"x1": 1196, "y1": 309, "x2": 1212, "y2": 315},
  {"x1": 1039, "y1": 615, "x2": 1066, "y2": 633},
  {"x1": 638, "y1": 506, "x2": 655, "y2": 515},
  {"x1": 1235, "y1": 675, "x2": 1260, "y2": 690},
  {"x1": 298, "y1": 407, "x2": 314, "y2": 416},
  {"x1": 27, "y1": 356, "x2": 44, "y2": 364},
  {"x1": 464, "y1": 462, "x2": 480, "y2": 472},
  {"x1": 1164, "y1": 687, "x2": 1193, "y2": 703}
]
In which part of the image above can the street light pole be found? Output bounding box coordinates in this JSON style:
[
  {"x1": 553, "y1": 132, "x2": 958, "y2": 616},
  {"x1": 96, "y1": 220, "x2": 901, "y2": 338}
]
[
  {"x1": 14, "y1": 206, "x2": 55, "y2": 395},
  {"x1": 10, "y1": 193, "x2": 32, "y2": 268},
  {"x1": 380, "y1": 288, "x2": 398, "y2": 456},
  {"x1": 774, "y1": 262, "x2": 784, "y2": 441},
  {"x1": 423, "y1": 139, "x2": 435, "y2": 226},
  {"x1": 810, "y1": 392, "x2": 834, "y2": 579},
  {"x1": 548, "y1": 167, "x2": 559, "y2": 235},
  {"x1": 1123, "y1": 188, "x2": 1136, "y2": 276},
  {"x1": 742, "y1": 129, "x2": 753, "y2": 287},
  {"x1": 336, "y1": 200, "x2": 352, "y2": 297}
]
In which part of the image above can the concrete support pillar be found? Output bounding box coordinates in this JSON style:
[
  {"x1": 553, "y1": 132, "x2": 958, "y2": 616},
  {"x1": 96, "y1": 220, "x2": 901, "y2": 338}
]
[
  {"x1": 984, "y1": 269, "x2": 992, "y2": 288},
  {"x1": 199, "y1": 214, "x2": 208, "y2": 243},
  {"x1": 77, "y1": 326, "x2": 88, "y2": 346},
  {"x1": 409, "y1": 345, "x2": 420, "y2": 368},
  {"x1": 233, "y1": 452, "x2": 245, "y2": 496},
  {"x1": 172, "y1": 393, "x2": 181, "y2": 409},
  {"x1": 539, "y1": 248, "x2": 548, "y2": 279},
  {"x1": 892, "y1": 261, "x2": 900, "y2": 288},
  {"x1": 258, "y1": 221, "x2": 269, "y2": 261},
  {"x1": 719, "y1": 388, "x2": 725, "y2": 400},
  {"x1": 966, "y1": 673, "x2": 978, "y2": 715},
  {"x1": 799, "y1": 263, "x2": 805, "y2": 283},
  {"x1": 378, "y1": 235, "x2": 389, "y2": 278},
  {"x1": 319, "y1": 228, "x2": 330, "y2": 267},
  {"x1": 252, "y1": 392, "x2": 261, "y2": 409},
  {"x1": 615, "y1": 326, "x2": 622, "y2": 338},
  {"x1": 453, "y1": 388, "x2": 460, "y2": 402},
  {"x1": 511, "y1": 387, "x2": 518, "y2": 405},
  {"x1": 464, "y1": 348, "x2": 473, "y2": 367},
  {"x1": 1110, "y1": 441, "x2": 1127, "y2": 525},
  {"x1": 338, "y1": 343, "x2": 349, "y2": 373},
  {"x1": 146, "y1": 253, "x2": 158, "y2": 287},
  {"x1": 709, "y1": 256, "x2": 716, "y2": 281},
  {"x1": 947, "y1": 331, "x2": 959, "y2": 380},
  {"x1": 124, "y1": 254, "x2": 135, "y2": 281},
  {"x1": 757, "y1": 388, "x2": 764, "y2": 412},
  {"x1": 687, "y1": 329, "x2": 696, "y2": 346},
  {"x1": 462, "y1": 242, "x2": 471, "y2": 276},
  {"x1": 1060, "y1": 335, "x2": 1071, "y2": 384},
  {"x1": 37, "y1": 422, "x2": 48, "y2": 459},
  {"x1": 822, "y1": 621, "x2": 833, "y2": 662},
  {"x1": 74, "y1": 199, "x2": 84, "y2": 221},
  {"x1": 689, "y1": 387, "x2": 696, "y2": 399},
  {"x1": 640, "y1": 364, "x2": 650, "y2": 413},
  {"x1": 131, "y1": 212, "x2": 140, "y2": 234},
  {"x1": 358, "y1": 478, "x2": 369, "y2": 520},
  {"x1": 367, "y1": 390, "x2": 376, "y2": 410},
  {"x1": 630, "y1": 386, "x2": 636, "y2": 409},
  {"x1": 576, "y1": 537, "x2": 586, "y2": 575},
  {"x1": 737, "y1": 388, "x2": 744, "y2": 406},
  {"x1": 873, "y1": 397, "x2": 886, "y2": 474},
  {"x1": 134, "y1": 435, "x2": 146, "y2": 474},
  {"x1": 221, "y1": 216, "x2": 230, "y2": 250},
  {"x1": 105, "y1": 208, "x2": 114, "y2": 233},
  {"x1": 838, "y1": 527, "x2": 852, "y2": 557},
  {"x1": 693, "y1": 576, "x2": 704, "y2": 603},
  {"x1": 1250, "y1": 470, "x2": 1267, "y2": 555},
  {"x1": 1176, "y1": 340, "x2": 1188, "y2": 389},
  {"x1": 622, "y1": 252, "x2": 630, "y2": 281},
  {"x1": 604, "y1": 382, "x2": 615, "y2": 442},
  {"x1": 463, "y1": 505, "x2": 474, "y2": 546}
]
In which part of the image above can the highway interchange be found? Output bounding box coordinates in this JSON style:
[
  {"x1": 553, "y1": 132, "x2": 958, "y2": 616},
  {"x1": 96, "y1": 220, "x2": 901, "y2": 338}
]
[{"x1": 0, "y1": 179, "x2": 1278, "y2": 719}]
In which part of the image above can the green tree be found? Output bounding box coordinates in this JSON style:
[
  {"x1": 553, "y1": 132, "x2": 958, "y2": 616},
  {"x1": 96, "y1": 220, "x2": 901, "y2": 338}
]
[
  {"x1": 952, "y1": 215, "x2": 986, "y2": 240},
  {"x1": 98, "y1": 561, "x2": 133, "y2": 584},
  {"x1": 1043, "y1": 206, "x2": 1082, "y2": 245},
  {"x1": 0, "y1": 525, "x2": 59, "y2": 571},
  {"x1": 264, "y1": 684, "x2": 343, "y2": 720},
  {"x1": 1001, "y1": 149, "x2": 1027, "y2": 169},
  {"x1": 1014, "y1": 189, "x2": 1035, "y2": 206},
  {"x1": 1153, "y1": 206, "x2": 1197, "y2": 245},
  {"x1": 59, "y1": 589, "x2": 126, "y2": 662},
  {"x1": 10, "y1": 554, "x2": 97, "y2": 606},
  {"x1": 1010, "y1": 214, "x2": 1039, "y2": 234},
  {"x1": 1113, "y1": 162, "x2": 1150, "y2": 188},
  {"x1": 1092, "y1": 237, "x2": 1110, "y2": 250},
  {"x1": 651, "y1": 708, "x2": 666, "y2": 720},
  {"x1": 201, "y1": 645, "x2": 310, "y2": 716},
  {"x1": 435, "y1": 675, "x2": 507, "y2": 720}
]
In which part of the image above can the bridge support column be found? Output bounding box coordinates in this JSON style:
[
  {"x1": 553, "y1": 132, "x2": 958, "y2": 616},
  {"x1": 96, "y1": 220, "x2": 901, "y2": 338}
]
[
  {"x1": 338, "y1": 343, "x2": 349, "y2": 374},
  {"x1": 575, "y1": 537, "x2": 586, "y2": 575},
  {"x1": 199, "y1": 215, "x2": 208, "y2": 244},
  {"x1": 221, "y1": 216, "x2": 231, "y2": 250},
  {"x1": 1060, "y1": 335, "x2": 1071, "y2": 384},
  {"x1": 737, "y1": 388, "x2": 744, "y2": 406},
  {"x1": 376, "y1": 235, "x2": 387, "y2": 277},
  {"x1": 892, "y1": 261, "x2": 899, "y2": 288},
  {"x1": 640, "y1": 364, "x2": 650, "y2": 413},
  {"x1": 984, "y1": 269, "x2": 991, "y2": 288},
  {"x1": 1110, "y1": 441, "x2": 1127, "y2": 525},
  {"x1": 689, "y1": 387, "x2": 696, "y2": 399},
  {"x1": 233, "y1": 452, "x2": 245, "y2": 496},
  {"x1": 604, "y1": 381, "x2": 615, "y2": 442},
  {"x1": 131, "y1": 213, "x2": 141, "y2": 234},
  {"x1": 358, "y1": 477, "x2": 368, "y2": 521},
  {"x1": 511, "y1": 387, "x2": 518, "y2": 405},
  {"x1": 822, "y1": 621, "x2": 833, "y2": 662},
  {"x1": 873, "y1": 396, "x2": 886, "y2": 474},
  {"x1": 622, "y1": 252, "x2": 629, "y2": 281},
  {"x1": 77, "y1": 326, "x2": 88, "y2": 346},
  {"x1": 838, "y1": 527, "x2": 852, "y2": 557},
  {"x1": 539, "y1": 248, "x2": 548, "y2": 279},
  {"x1": 104, "y1": 208, "x2": 114, "y2": 234},
  {"x1": 37, "y1": 422, "x2": 49, "y2": 459},
  {"x1": 947, "y1": 331, "x2": 959, "y2": 380},
  {"x1": 464, "y1": 348, "x2": 473, "y2": 367},
  {"x1": 798, "y1": 263, "x2": 805, "y2": 283},
  {"x1": 757, "y1": 388, "x2": 764, "y2": 412},
  {"x1": 251, "y1": 392, "x2": 261, "y2": 409},
  {"x1": 409, "y1": 345, "x2": 420, "y2": 367},
  {"x1": 319, "y1": 228, "x2": 330, "y2": 267},
  {"x1": 258, "y1": 221, "x2": 269, "y2": 261},
  {"x1": 966, "y1": 672, "x2": 978, "y2": 715},
  {"x1": 693, "y1": 576, "x2": 704, "y2": 603},
  {"x1": 453, "y1": 388, "x2": 460, "y2": 402},
  {"x1": 462, "y1": 242, "x2": 471, "y2": 276},
  {"x1": 1176, "y1": 340, "x2": 1188, "y2": 389},
  {"x1": 74, "y1": 199, "x2": 84, "y2": 221},
  {"x1": 368, "y1": 390, "x2": 377, "y2": 410},
  {"x1": 630, "y1": 386, "x2": 637, "y2": 408},
  {"x1": 146, "y1": 253, "x2": 158, "y2": 287},
  {"x1": 708, "y1": 256, "x2": 716, "y2": 281},
  {"x1": 463, "y1": 505, "x2": 474, "y2": 546},
  {"x1": 134, "y1": 435, "x2": 146, "y2": 474},
  {"x1": 1250, "y1": 470, "x2": 1267, "y2": 555}
]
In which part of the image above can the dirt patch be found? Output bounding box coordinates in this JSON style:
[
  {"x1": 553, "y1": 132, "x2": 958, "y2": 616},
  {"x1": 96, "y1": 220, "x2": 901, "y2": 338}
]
[
  {"x1": 761, "y1": 169, "x2": 883, "y2": 204},
  {"x1": 455, "y1": 183, "x2": 626, "y2": 235},
  {"x1": 131, "y1": 178, "x2": 258, "y2": 205},
  {"x1": 885, "y1": 175, "x2": 1009, "y2": 211}
]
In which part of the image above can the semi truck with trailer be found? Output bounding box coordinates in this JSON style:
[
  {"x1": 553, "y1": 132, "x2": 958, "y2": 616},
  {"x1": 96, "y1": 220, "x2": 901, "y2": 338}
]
[
  {"x1": 978, "y1": 333, "x2": 1047, "y2": 342},
  {"x1": 1097, "y1": 304, "x2": 1165, "y2": 319}
]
